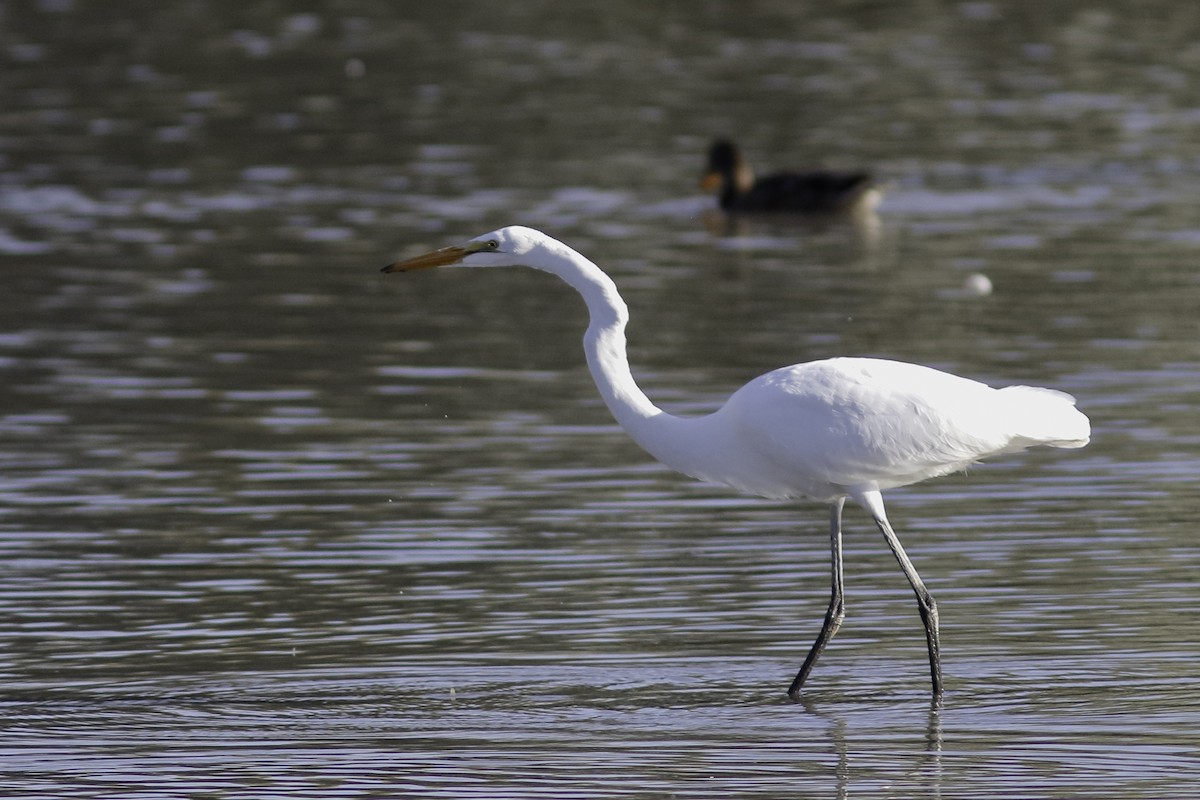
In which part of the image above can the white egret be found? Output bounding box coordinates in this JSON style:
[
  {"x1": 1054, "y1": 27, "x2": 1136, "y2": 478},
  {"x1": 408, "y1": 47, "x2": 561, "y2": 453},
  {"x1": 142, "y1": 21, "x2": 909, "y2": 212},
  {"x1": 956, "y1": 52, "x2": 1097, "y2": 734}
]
[
  {"x1": 382, "y1": 226, "x2": 1090, "y2": 699},
  {"x1": 701, "y1": 139, "x2": 882, "y2": 215}
]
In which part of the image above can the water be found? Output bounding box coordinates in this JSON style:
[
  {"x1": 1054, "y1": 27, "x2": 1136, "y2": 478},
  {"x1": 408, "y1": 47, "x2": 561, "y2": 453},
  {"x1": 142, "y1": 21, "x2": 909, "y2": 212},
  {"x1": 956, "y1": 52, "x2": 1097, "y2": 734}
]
[{"x1": 3, "y1": 1, "x2": 1200, "y2": 797}]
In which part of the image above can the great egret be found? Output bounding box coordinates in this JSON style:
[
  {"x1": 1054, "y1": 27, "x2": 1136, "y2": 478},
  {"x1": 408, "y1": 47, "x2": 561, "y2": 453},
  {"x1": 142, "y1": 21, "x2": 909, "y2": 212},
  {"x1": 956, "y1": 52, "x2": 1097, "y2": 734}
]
[
  {"x1": 382, "y1": 226, "x2": 1090, "y2": 699},
  {"x1": 701, "y1": 139, "x2": 881, "y2": 215}
]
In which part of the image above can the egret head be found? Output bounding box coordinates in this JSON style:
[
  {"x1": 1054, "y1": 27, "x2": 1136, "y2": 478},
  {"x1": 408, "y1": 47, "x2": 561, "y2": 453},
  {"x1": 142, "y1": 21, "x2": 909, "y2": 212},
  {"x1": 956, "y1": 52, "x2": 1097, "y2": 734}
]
[{"x1": 382, "y1": 226, "x2": 546, "y2": 273}]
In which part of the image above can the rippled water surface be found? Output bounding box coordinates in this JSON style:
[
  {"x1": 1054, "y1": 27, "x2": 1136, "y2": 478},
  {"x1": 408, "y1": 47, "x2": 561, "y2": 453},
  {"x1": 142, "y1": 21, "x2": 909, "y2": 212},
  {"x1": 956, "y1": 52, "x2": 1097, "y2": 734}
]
[{"x1": 3, "y1": 2, "x2": 1200, "y2": 797}]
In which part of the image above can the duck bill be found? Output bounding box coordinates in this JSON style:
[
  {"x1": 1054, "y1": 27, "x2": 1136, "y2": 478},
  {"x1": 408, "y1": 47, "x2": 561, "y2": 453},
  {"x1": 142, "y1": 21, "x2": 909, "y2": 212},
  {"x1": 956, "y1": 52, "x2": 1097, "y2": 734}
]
[
  {"x1": 381, "y1": 245, "x2": 468, "y2": 273},
  {"x1": 698, "y1": 171, "x2": 722, "y2": 192}
]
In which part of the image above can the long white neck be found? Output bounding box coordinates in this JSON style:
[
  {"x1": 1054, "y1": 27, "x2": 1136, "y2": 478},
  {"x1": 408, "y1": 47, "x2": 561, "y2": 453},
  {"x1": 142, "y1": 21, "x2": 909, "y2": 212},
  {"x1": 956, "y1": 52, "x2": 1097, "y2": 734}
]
[{"x1": 528, "y1": 240, "x2": 704, "y2": 474}]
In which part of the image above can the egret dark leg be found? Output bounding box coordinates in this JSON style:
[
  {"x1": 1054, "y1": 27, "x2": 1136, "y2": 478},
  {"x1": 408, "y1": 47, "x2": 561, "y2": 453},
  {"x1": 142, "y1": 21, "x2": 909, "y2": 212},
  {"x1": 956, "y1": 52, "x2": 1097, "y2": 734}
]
[
  {"x1": 788, "y1": 497, "x2": 846, "y2": 700},
  {"x1": 874, "y1": 515, "x2": 942, "y2": 696}
]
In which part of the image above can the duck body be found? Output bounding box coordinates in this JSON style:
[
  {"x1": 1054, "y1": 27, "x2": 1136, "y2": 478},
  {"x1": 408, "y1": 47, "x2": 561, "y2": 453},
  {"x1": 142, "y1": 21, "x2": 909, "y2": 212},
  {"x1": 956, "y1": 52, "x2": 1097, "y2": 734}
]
[{"x1": 702, "y1": 139, "x2": 879, "y2": 214}]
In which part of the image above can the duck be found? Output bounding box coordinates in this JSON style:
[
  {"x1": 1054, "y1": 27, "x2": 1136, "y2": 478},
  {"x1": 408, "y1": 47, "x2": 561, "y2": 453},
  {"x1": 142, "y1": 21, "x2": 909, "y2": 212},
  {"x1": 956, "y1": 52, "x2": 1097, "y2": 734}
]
[{"x1": 701, "y1": 139, "x2": 881, "y2": 215}]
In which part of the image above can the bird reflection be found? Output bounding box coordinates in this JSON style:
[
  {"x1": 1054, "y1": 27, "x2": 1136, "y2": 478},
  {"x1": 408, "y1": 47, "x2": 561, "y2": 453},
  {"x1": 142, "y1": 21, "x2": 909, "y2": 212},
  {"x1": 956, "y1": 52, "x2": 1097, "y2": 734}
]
[{"x1": 797, "y1": 694, "x2": 944, "y2": 799}]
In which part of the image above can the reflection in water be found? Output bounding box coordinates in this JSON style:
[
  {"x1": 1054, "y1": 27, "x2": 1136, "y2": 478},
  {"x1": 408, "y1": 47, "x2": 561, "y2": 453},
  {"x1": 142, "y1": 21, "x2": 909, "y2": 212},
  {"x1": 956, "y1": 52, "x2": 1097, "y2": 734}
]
[
  {"x1": 801, "y1": 695, "x2": 943, "y2": 799},
  {"x1": 2, "y1": 0, "x2": 1200, "y2": 797},
  {"x1": 926, "y1": 704, "x2": 944, "y2": 800}
]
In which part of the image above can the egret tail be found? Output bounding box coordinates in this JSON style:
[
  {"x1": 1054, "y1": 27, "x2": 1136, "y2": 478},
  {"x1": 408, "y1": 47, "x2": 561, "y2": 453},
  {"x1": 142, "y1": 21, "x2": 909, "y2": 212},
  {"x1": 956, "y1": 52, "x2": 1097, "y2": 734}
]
[{"x1": 998, "y1": 386, "x2": 1090, "y2": 449}]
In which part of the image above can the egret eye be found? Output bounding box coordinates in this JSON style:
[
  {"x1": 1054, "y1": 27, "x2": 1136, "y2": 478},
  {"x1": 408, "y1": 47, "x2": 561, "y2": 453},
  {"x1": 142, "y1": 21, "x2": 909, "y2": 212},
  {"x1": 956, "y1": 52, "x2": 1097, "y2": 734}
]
[{"x1": 486, "y1": 240, "x2": 499, "y2": 250}]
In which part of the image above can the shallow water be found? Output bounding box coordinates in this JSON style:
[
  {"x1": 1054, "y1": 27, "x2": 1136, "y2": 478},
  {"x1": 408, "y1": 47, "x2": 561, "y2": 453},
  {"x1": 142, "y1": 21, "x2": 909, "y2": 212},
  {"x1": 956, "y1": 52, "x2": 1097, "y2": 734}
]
[{"x1": 3, "y1": 2, "x2": 1200, "y2": 797}]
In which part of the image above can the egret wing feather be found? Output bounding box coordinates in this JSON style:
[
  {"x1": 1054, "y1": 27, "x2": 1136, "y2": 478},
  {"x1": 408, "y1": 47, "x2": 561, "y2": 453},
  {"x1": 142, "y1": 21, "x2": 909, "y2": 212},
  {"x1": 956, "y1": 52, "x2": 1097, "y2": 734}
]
[{"x1": 725, "y1": 358, "x2": 1021, "y2": 497}]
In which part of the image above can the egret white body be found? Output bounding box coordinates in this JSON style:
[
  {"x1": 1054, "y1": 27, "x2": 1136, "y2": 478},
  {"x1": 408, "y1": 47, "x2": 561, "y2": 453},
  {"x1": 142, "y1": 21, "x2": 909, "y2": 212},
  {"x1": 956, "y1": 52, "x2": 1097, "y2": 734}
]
[{"x1": 383, "y1": 225, "x2": 1090, "y2": 698}]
